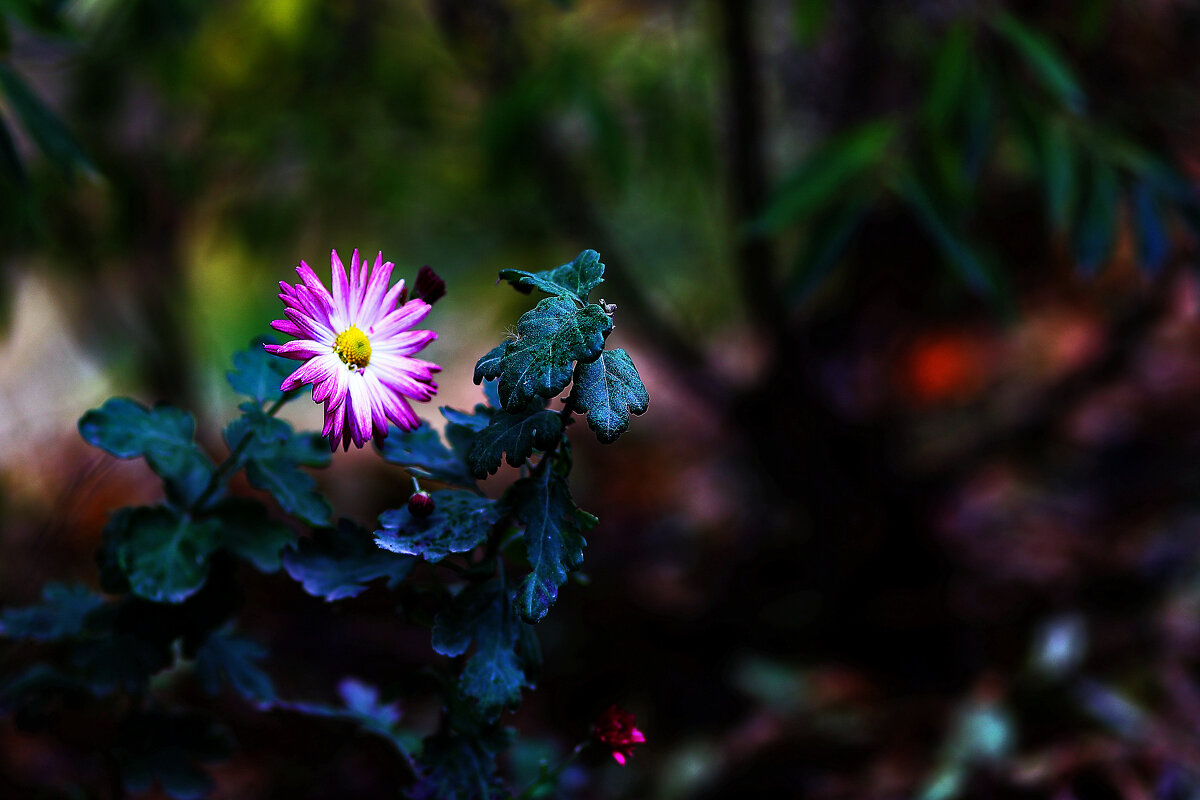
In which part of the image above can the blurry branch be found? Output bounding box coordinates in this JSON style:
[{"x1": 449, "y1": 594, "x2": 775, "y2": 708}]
[{"x1": 715, "y1": 0, "x2": 782, "y2": 337}]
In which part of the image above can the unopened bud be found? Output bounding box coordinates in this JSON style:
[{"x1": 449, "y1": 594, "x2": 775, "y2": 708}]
[
  {"x1": 415, "y1": 266, "x2": 446, "y2": 304},
  {"x1": 408, "y1": 490, "x2": 435, "y2": 518}
]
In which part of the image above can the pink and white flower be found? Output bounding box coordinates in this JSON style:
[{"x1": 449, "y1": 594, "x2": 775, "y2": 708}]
[{"x1": 267, "y1": 249, "x2": 440, "y2": 451}]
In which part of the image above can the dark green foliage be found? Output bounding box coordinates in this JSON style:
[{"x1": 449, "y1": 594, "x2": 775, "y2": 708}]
[
  {"x1": 991, "y1": 12, "x2": 1085, "y2": 112},
  {"x1": 194, "y1": 627, "x2": 275, "y2": 703},
  {"x1": 72, "y1": 630, "x2": 173, "y2": 695},
  {"x1": 410, "y1": 723, "x2": 513, "y2": 800},
  {"x1": 231, "y1": 411, "x2": 332, "y2": 526},
  {"x1": 102, "y1": 506, "x2": 222, "y2": 604},
  {"x1": 1130, "y1": 180, "x2": 1168, "y2": 274},
  {"x1": 0, "y1": 62, "x2": 95, "y2": 176},
  {"x1": 432, "y1": 580, "x2": 535, "y2": 721},
  {"x1": 377, "y1": 417, "x2": 483, "y2": 489},
  {"x1": 567, "y1": 348, "x2": 648, "y2": 444},
  {"x1": 505, "y1": 468, "x2": 597, "y2": 624},
  {"x1": 207, "y1": 498, "x2": 293, "y2": 572},
  {"x1": 117, "y1": 712, "x2": 232, "y2": 800},
  {"x1": 492, "y1": 296, "x2": 612, "y2": 412},
  {"x1": 275, "y1": 678, "x2": 414, "y2": 756},
  {"x1": 473, "y1": 343, "x2": 507, "y2": 385},
  {"x1": 375, "y1": 491, "x2": 502, "y2": 562},
  {"x1": 0, "y1": 583, "x2": 104, "y2": 641},
  {"x1": 1075, "y1": 160, "x2": 1119, "y2": 276},
  {"x1": 226, "y1": 338, "x2": 294, "y2": 403},
  {"x1": 79, "y1": 398, "x2": 216, "y2": 508},
  {"x1": 498, "y1": 249, "x2": 605, "y2": 303},
  {"x1": 468, "y1": 405, "x2": 563, "y2": 476},
  {"x1": 283, "y1": 520, "x2": 415, "y2": 601}
]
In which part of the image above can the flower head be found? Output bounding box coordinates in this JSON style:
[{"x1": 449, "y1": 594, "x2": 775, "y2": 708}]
[
  {"x1": 593, "y1": 705, "x2": 645, "y2": 766},
  {"x1": 267, "y1": 249, "x2": 440, "y2": 451}
]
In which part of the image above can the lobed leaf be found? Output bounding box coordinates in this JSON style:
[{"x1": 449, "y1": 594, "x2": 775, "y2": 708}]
[
  {"x1": 567, "y1": 349, "x2": 648, "y2": 444},
  {"x1": 79, "y1": 398, "x2": 215, "y2": 508},
  {"x1": 194, "y1": 627, "x2": 275, "y2": 703},
  {"x1": 375, "y1": 491, "x2": 502, "y2": 563},
  {"x1": 432, "y1": 581, "x2": 535, "y2": 721},
  {"x1": 493, "y1": 296, "x2": 611, "y2": 412},
  {"x1": 0, "y1": 583, "x2": 104, "y2": 641},
  {"x1": 283, "y1": 519, "x2": 415, "y2": 601},
  {"x1": 505, "y1": 468, "x2": 597, "y2": 624},
  {"x1": 498, "y1": 249, "x2": 605, "y2": 302},
  {"x1": 118, "y1": 712, "x2": 232, "y2": 800},
  {"x1": 473, "y1": 343, "x2": 507, "y2": 385},
  {"x1": 227, "y1": 337, "x2": 295, "y2": 404},
  {"x1": 468, "y1": 406, "x2": 563, "y2": 476},
  {"x1": 376, "y1": 419, "x2": 481, "y2": 489},
  {"x1": 409, "y1": 724, "x2": 513, "y2": 800},
  {"x1": 206, "y1": 498, "x2": 294, "y2": 572},
  {"x1": 103, "y1": 506, "x2": 222, "y2": 604}
]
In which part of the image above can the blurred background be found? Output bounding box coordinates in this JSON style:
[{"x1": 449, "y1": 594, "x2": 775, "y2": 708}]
[{"x1": 6, "y1": 0, "x2": 1200, "y2": 797}]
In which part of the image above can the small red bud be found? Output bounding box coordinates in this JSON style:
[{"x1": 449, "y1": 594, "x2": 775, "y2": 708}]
[
  {"x1": 408, "y1": 491, "x2": 435, "y2": 518},
  {"x1": 415, "y1": 266, "x2": 446, "y2": 304},
  {"x1": 593, "y1": 705, "x2": 645, "y2": 766}
]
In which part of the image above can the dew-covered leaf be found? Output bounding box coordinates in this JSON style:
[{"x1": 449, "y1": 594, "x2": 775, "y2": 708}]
[
  {"x1": 194, "y1": 626, "x2": 275, "y2": 703},
  {"x1": 468, "y1": 406, "x2": 563, "y2": 476},
  {"x1": 102, "y1": 506, "x2": 222, "y2": 604},
  {"x1": 283, "y1": 519, "x2": 415, "y2": 601},
  {"x1": 505, "y1": 468, "x2": 597, "y2": 623},
  {"x1": 0, "y1": 583, "x2": 105, "y2": 641},
  {"x1": 567, "y1": 349, "x2": 648, "y2": 444},
  {"x1": 79, "y1": 398, "x2": 215, "y2": 508},
  {"x1": 498, "y1": 249, "x2": 605, "y2": 302},
  {"x1": 493, "y1": 296, "x2": 611, "y2": 411},
  {"x1": 227, "y1": 337, "x2": 295, "y2": 404},
  {"x1": 375, "y1": 491, "x2": 502, "y2": 562}
]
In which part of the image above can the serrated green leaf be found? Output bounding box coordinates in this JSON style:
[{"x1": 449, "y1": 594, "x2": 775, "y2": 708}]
[
  {"x1": 79, "y1": 398, "x2": 215, "y2": 508},
  {"x1": 468, "y1": 406, "x2": 563, "y2": 476},
  {"x1": 0, "y1": 62, "x2": 95, "y2": 175},
  {"x1": 494, "y1": 296, "x2": 611, "y2": 411},
  {"x1": 103, "y1": 506, "x2": 222, "y2": 604},
  {"x1": 205, "y1": 498, "x2": 293, "y2": 572},
  {"x1": 245, "y1": 459, "x2": 331, "y2": 527},
  {"x1": 194, "y1": 626, "x2": 275, "y2": 703},
  {"x1": 473, "y1": 343, "x2": 507, "y2": 385},
  {"x1": 226, "y1": 337, "x2": 294, "y2": 403},
  {"x1": 283, "y1": 519, "x2": 415, "y2": 601},
  {"x1": 376, "y1": 420, "x2": 480, "y2": 489},
  {"x1": 567, "y1": 349, "x2": 648, "y2": 444},
  {"x1": 506, "y1": 468, "x2": 596, "y2": 623},
  {"x1": 0, "y1": 582, "x2": 104, "y2": 641},
  {"x1": 375, "y1": 491, "x2": 502, "y2": 562},
  {"x1": 223, "y1": 402, "x2": 290, "y2": 451},
  {"x1": 432, "y1": 581, "x2": 533, "y2": 721},
  {"x1": 498, "y1": 249, "x2": 605, "y2": 302}
]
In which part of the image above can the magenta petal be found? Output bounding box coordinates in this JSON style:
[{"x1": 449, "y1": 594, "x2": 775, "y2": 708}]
[
  {"x1": 265, "y1": 339, "x2": 328, "y2": 360},
  {"x1": 370, "y1": 300, "x2": 431, "y2": 339},
  {"x1": 270, "y1": 319, "x2": 304, "y2": 337},
  {"x1": 346, "y1": 373, "x2": 374, "y2": 447},
  {"x1": 281, "y1": 355, "x2": 339, "y2": 392},
  {"x1": 330, "y1": 249, "x2": 351, "y2": 325}
]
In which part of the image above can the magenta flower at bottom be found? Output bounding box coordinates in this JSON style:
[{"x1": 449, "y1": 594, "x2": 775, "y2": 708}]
[
  {"x1": 594, "y1": 705, "x2": 645, "y2": 766},
  {"x1": 266, "y1": 249, "x2": 440, "y2": 451}
]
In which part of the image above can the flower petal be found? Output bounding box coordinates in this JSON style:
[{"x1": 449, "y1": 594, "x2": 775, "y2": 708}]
[
  {"x1": 369, "y1": 299, "x2": 431, "y2": 339},
  {"x1": 265, "y1": 339, "x2": 329, "y2": 360},
  {"x1": 281, "y1": 354, "x2": 339, "y2": 392},
  {"x1": 330, "y1": 249, "x2": 352, "y2": 326},
  {"x1": 346, "y1": 371, "x2": 374, "y2": 447},
  {"x1": 360, "y1": 255, "x2": 394, "y2": 326},
  {"x1": 373, "y1": 329, "x2": 437, "y2": 356}
]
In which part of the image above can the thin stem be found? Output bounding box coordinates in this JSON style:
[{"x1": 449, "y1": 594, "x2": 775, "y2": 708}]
[
  {"x1": 515, "y1": 741, "x2": 589, "y2": 800},
  {"x1": 190, "y1": 392, "x2": 293, "y2": 513}
]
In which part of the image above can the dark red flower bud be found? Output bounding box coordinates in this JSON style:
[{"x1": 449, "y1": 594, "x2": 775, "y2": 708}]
[
  {"x1": 593, "y1": 705, "x2": 645, "y2": 766},
  {"x1": 408, "y1": 490, "x2": 435, "y2": 518},
  {"x1": 414, "y1": 266, "x2": 446, "y2": 304}
]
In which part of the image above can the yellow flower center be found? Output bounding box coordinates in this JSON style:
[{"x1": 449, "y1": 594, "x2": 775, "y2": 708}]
[{"x1": 334, "y1": 326, "x2": 372, "y2": 370}]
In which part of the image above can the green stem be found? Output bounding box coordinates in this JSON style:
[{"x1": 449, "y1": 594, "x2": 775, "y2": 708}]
[
  {"x1": 190, "y1": 392, "x2": 293, "y2": 513},
  {"x1": 515, "y1": 741, "x2": 588, "y2": 800}
]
